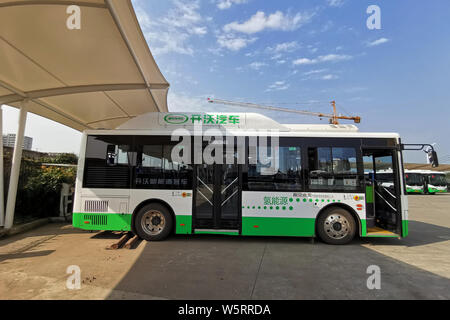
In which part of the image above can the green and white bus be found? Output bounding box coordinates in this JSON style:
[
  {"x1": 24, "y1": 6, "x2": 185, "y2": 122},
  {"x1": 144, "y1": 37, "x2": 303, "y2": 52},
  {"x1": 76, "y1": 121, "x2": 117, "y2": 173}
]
[
  {"x1": 404, "y1": 170, "x2": 448, "y2": 194},
  {"x1": 405, "y1": 170, "x2": 426, "y2": 194},
  {"x1": 73, "y1": 112, "x2": 423, "y2": 245},
  {"x1": 422, "y1": 171, "x2": 448, "y2": 194}
]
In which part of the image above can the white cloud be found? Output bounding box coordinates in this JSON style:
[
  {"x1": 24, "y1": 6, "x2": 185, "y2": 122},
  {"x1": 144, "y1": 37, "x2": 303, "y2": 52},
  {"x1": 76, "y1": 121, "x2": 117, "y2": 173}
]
[
  {"x1": 135, "y1": 0, "x2": 207, "y2": 56},
  {"x1": 303, "y1": 69, "x2": 327, "y2": 76},
  {"x1": 168, "y1": 92, "x2": 210, "y2": 112},
  {"x1": 249, "y1": 61, "x2": 267, "y2": 70},
  {"x1": 321, "y1": 74, "x2": 339, "y2": 80},
  {"x1": 267, "y1": 41, "x2": 300, "y2": 54},
  {"x1": 217, "y1": 34, "x2": 257, "y2": 51},
  {"x1": 293, "y1": 54, "x2": 352, "y2": 65},
  {"x1": 319, "y1": 54, "x2": 352, "y2": 62},
  {"x1": 270, "y1": 53, "x2": 283, "y2": 60},
  {"x1": 223, "y1": 10, "x2": 314, "y2": 34},
  {"x1": 327, "y1": 0, "x2": 346, "y2": 7},
  {"x1": 266, "y1": 81, "x2": 290, "y2": 92},
  {"x1": 293, "y1": 58, "x2": 315, "y2": 65},
  {"x1": 367, "y1": 38, "x2": 390, "y2": 47},
  {"x1": 245, "y1": 51, "x2": 259, "y2": 57},
  {"x1": 216, "y1": 0, "x2": 247, "y2": 10},
  {"x1": 307, "y1": 45, "x2": 318, "y2": 54}
]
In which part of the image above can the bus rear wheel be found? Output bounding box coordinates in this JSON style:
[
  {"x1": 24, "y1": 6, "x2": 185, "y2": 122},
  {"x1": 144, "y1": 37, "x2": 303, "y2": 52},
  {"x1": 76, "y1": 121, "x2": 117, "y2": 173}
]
[
  {"x1": 317, "y1": 208, "x2": 356, "y2": 245},
  {"x1": 134, "y1": 203, "x2": 173, "y2": 241}
]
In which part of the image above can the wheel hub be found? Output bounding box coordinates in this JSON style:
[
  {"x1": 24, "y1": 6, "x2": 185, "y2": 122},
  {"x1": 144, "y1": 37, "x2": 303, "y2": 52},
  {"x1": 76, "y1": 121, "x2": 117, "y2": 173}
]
[
  {"x1": 324, "y1": 214, "x2": 349, "y2": 240},
  {"x1": 151, "y1": 216, "x2": 162, "y2": 226},
  {"x1": 141, "y1": 210, "x2": 165, "y2": 236},
  {"x1": 332, "y1": 222, "x2": 342, "y2": 231}
]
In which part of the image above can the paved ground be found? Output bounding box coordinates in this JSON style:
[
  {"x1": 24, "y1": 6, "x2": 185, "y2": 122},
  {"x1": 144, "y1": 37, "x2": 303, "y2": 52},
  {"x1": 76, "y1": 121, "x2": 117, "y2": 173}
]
[{"x1": 0, "y1": 194, "x2": 449, "y2": 300}]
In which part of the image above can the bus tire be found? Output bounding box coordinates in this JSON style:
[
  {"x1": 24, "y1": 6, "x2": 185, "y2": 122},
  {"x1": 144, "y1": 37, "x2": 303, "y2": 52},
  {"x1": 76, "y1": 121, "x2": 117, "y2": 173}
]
[
  {"x1": 134, "y1": 203, "x2": 173, "y2": 241},
  {"x1": 317, "y1": 207, "x2": 356, "y2": 245}
]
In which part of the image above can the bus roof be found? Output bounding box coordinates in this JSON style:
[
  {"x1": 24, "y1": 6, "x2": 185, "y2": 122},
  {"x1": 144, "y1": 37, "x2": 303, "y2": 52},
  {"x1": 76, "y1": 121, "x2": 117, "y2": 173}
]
[{"x1": 84, "y1": 112, "x2": 401, "y2": 139}]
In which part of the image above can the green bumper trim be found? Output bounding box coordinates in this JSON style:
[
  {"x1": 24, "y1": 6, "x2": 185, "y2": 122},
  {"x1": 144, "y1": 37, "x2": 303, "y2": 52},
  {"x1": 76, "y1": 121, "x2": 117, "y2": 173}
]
[
  {"x1": 195, "y1": 230, "x2": 239, "y2": 236},
  {"x1": 242, "y1": 217, "x2": 315, "y2": 237},
  {"x1": 361, "y1": 219, "x2": 367, "y2": 237},
  {"x1": 428, "y1": 188, "x2": 447, "y2": 193},
  {"x1": 407, "y1": 188, "x2": 424, "y2": 194},
  {"x1": 73, "y1": 212, "x2": 132, "y2": 231},
  {"x1": 402, "y1": 220, "x2": 409, "y2": 238},
  {"x1": 175, "y1": 215, "x2": 192, "y2": 234}
]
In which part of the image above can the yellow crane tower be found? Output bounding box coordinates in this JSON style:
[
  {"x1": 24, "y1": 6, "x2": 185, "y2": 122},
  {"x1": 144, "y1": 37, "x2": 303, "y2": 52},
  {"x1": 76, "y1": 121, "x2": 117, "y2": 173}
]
[{"x1": 207, "y1": 98, "x2": 361, "y2": 125}]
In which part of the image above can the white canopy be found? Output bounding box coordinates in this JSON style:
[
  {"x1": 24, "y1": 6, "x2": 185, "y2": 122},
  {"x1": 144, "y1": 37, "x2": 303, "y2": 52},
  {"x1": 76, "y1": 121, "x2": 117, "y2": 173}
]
[
  {"x1": 0, "y1": 0, "x2": 169, "y2": 229},
  {"x1": 0, "y1": 0, "x2": 169, "y2": 130}
]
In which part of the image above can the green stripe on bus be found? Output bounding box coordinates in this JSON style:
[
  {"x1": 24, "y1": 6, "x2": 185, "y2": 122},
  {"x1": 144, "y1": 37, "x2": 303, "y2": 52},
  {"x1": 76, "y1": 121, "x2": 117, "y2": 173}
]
[
  {"x1": 402, "y1": 220, "x2": 409, "y2": 238},
  {"x1": 360, "y1": 219, "x2": 367, "y2": 237},
  {"x1": 428, "y1": 188, "x2": 447, "y2": 193},
  {"x1": 366, "y1": 186, "x2": 374, "y2": 204},
  {"x1": 407, "y1": 188, "x2": 424, "y2": 193},
  {"x1": 242, "y1": 217, "x2": 315, "y2": 237},
  {"x1": 195, "y1": 231, "x2": 239, "y2": 236},
  {"x1": 176, "y1": 215, "x2": 193, "y2": 235},
  {"x1": 73, "y1": 212, "x2": 132, "y2": 231}
]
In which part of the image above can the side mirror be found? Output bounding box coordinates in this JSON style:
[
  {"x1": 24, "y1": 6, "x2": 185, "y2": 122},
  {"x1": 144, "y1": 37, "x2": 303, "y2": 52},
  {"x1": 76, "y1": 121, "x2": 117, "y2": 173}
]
[
  {"x1": 401, "y1": 144, "x2": 439, "y2": 168},
  {"x1": 428, "y1": 150, "x2": 439, "y2": 168}
]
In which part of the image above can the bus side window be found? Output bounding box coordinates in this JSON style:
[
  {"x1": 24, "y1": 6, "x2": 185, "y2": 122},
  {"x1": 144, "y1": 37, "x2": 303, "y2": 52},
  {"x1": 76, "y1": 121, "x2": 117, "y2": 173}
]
[
  {"x1": 106, "y1": 144, "x2": 132, "y2": 166},
  {"x1": 308, "y1": 147, "x2": 359, "y2": 191},
  {"x1": 245, "y1": 145, "x2": 302, "y2": 191},
  {"x1": 83, "y1": 135, "x2": 133, "y2": 189}
]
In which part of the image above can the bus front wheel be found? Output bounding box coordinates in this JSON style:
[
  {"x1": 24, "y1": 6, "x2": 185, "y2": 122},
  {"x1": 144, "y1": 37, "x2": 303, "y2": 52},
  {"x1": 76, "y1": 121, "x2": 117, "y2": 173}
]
[
  {"x1": 134, "y1": 203, "x2": 173, "y2": 241},
  {"x1": 317, "y1": 208, "x2": 356, "y2": 245}
]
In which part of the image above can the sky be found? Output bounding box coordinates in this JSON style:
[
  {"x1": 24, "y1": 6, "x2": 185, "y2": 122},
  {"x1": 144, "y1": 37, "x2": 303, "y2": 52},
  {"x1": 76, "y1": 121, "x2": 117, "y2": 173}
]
[{"x1": 2, "y1": 0, "x2": 450, "y2": 164}]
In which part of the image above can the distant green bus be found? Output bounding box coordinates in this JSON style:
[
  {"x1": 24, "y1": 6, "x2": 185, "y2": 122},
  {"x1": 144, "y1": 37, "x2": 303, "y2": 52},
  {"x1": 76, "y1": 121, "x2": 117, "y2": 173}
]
[
  {"x1": 423, "y1": 171, "x2": 448, "y2": 194},
  {"x1": 405, "y1": 170, "x2": 425, "y2": 194},
  {"x1": 405, "y1": 170, "x2": 448, "y2": 194}
]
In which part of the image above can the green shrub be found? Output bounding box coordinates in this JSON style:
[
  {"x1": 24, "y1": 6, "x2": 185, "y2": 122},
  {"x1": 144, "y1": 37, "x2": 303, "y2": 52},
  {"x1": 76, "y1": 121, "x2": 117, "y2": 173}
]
[{"x1": 6, "y1": 155, "x2": 78, "y2": 223}]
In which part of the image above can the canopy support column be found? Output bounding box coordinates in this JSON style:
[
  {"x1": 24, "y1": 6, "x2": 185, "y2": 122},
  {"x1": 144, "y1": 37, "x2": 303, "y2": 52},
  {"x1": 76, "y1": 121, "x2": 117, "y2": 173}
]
[
  {"x1": 0, "y1": 106, "x2": 4, "y2": 227},
  {"x1": 4, "y1": 101, "x2": 28, "y2": 229}
]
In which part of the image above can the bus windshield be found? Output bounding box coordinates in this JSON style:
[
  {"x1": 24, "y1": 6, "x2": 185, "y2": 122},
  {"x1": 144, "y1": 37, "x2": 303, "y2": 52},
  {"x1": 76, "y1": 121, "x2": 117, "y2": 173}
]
[
  {"x1": 405, "y1": 173, "x2": 423, "y2": 186},
  {"x1": 429, "y1": 174, "x2": 447, "y2": 186}
]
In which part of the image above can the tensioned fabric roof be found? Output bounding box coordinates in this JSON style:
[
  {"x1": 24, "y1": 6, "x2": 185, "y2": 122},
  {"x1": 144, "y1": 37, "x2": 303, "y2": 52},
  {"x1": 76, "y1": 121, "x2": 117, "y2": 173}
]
[{"x1": 0, "y1": 0, "x2": 169, "y2": 131}]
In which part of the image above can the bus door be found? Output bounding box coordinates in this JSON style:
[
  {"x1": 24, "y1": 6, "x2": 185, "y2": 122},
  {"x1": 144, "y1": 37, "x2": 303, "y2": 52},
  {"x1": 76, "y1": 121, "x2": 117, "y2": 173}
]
[
  {"x1": 193, "y1": 141, "x2": 242, "y2": 231},
  {"x1": 362, "y1": 148, "x2": 402, "y2": 235}
]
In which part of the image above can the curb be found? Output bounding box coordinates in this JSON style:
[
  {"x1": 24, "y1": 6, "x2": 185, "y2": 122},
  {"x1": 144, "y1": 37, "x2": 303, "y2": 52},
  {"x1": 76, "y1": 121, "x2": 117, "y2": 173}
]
[{"x1": 0, "y1": 218, "x2": 57, "y2": 239}]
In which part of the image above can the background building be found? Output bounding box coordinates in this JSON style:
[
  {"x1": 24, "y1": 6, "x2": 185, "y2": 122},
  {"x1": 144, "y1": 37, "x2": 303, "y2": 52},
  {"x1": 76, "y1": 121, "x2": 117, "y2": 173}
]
[{"x1": 2, "y1": 134, "x2": 33, "y2": 150}]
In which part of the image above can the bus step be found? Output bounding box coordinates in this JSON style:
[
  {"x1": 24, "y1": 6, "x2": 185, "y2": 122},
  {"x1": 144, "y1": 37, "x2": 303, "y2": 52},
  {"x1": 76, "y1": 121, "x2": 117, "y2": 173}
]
[
  {"x1": 366, "y1": 217, "x2": 376, "y2": 228},
  {"x1": 106, "y1": 232, "x2": 133, "y2": 250}
]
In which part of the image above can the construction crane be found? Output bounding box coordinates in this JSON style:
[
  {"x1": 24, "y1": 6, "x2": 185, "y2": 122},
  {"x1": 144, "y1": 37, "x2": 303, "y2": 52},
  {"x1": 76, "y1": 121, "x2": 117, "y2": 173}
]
[{"x1": 207, "y1": 98, "x2": 361, "y2": 125}]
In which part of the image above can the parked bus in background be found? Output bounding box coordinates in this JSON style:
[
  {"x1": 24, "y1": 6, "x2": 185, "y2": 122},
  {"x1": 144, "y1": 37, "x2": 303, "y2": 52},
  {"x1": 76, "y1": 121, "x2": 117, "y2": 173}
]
[
  {"x1": 405, "y1": 170, "x2": 425, "y2": 194},
  {"x1": 72, "y1": 112, "x2": 438, "y2": 245},
  {"x1": 423, "y1": 171, "x2": 448, "y2": 194}
]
